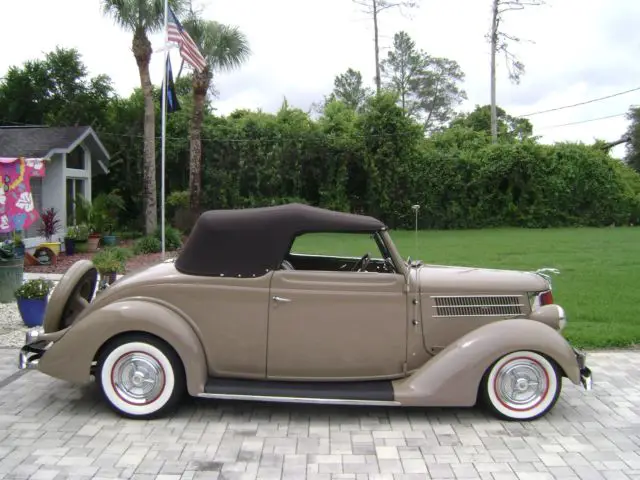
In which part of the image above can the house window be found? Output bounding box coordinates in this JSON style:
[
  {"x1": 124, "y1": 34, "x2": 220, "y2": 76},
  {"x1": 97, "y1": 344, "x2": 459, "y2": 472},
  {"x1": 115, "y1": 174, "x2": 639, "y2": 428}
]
[
  {"x1": 24, "y1": 177, "x2": 43, "y2": 238},
  {"x1": 66, "y1": 146, "x2": 85, "y2": 170},
  {"x1": 66, "y1": 178, "x2": 86, "y2": 225}
]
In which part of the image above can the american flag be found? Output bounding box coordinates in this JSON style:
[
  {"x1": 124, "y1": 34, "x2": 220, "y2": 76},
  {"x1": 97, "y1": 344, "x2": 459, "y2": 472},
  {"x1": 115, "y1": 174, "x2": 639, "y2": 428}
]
[{"x1": 167, "y1": 7, "x2": 207, "y2": 73}]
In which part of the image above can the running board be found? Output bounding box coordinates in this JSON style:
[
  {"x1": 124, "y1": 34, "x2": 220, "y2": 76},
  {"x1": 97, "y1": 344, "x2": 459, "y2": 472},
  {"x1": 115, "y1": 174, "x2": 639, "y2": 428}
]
[{"x1": 199, "y1": 377, "x2": 399, "y2": 406}]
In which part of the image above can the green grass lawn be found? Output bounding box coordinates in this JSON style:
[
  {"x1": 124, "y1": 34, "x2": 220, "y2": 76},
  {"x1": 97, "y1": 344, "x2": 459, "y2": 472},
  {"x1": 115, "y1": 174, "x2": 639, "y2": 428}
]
[{"x1": 292, "y1": 227, "x2": 640, "y2": 349}]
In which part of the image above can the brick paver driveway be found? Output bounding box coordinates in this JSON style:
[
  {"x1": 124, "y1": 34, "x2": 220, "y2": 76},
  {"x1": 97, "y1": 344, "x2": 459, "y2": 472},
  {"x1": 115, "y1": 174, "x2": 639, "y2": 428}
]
[{"x1": 0, "y1": 348, "x2": 639, "y2": 480}]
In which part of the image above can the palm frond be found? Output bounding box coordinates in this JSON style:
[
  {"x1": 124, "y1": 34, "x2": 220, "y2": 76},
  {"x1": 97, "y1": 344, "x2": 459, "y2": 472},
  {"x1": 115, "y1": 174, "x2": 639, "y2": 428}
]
[
  {"x1": 182, "y1": 17, "x2": 251, "y2": 72},
  {"x1": 100, "y1": 0, "x2": 188, "y2": 33}
]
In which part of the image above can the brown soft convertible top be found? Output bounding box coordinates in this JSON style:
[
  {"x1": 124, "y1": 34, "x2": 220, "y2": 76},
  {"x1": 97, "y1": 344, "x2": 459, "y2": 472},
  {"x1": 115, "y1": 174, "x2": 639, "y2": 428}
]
[{"x1": 175, "y1": 203, "x2": 386, "y2": 277}]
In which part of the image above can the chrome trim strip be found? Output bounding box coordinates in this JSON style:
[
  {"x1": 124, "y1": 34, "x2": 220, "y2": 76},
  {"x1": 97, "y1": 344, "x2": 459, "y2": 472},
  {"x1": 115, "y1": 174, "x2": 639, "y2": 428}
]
[
  {"x1": 430, "y1": 294, "x2": 525, "y2": 298},
  {"x1": 431, "y1": 295, "x2": 525, "y2": 317},
  {"x1": 432, "y1": 314, "x2": 526, "y2": 318},
  {"x1": 196, "y1": 393, "x2": 400, "y2": 406},
  {"x1": 432, "y1": 304, "x2": 526, "y2": 308}
]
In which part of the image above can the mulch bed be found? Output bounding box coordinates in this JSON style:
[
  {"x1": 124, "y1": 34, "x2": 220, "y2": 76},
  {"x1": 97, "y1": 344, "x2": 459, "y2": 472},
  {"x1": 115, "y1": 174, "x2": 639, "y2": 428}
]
[{"x1": 24, "y1": 240, "x2": 178, "y2": 275}]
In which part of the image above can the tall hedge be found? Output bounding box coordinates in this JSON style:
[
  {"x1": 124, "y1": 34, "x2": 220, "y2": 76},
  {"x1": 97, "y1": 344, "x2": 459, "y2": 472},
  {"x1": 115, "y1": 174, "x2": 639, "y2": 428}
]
[{"x1": 96, "y1": 92, "x2": 640, "y2": 230}]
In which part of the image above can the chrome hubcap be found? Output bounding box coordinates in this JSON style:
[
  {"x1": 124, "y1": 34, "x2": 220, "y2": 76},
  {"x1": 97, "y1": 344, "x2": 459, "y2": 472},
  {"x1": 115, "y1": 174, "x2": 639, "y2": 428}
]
[
  {"x1": 496, "y1": 359, "x2": 548, "y2": 409},
  {"x1": 112, "y1": 353, "x2": 165, "y2": 405}
]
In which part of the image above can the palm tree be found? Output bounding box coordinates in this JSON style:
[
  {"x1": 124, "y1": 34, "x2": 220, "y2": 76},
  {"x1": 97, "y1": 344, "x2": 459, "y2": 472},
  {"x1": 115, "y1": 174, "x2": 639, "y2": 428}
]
[
  {"x1": 181, "y1": 17, "x2": 250, "y2": 213},
  {"x1": 101, "y1": 0, "x2": 185, "y2": 234}
]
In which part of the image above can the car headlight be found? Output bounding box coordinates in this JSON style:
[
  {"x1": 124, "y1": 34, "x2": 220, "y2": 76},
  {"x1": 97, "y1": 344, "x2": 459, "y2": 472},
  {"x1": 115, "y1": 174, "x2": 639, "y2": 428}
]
[
  {"x1": 557, "y1": 305, "x2": 567, "y2": 331},
  {"x1": 529, "y1": 304, "x2": 567, "y2": 331}
]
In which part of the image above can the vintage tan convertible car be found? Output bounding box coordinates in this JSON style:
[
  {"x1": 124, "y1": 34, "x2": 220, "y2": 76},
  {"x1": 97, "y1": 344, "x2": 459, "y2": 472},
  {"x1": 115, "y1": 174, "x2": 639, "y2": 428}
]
[{"x1": 18, "y1": 203, "x2": 592, "y2": 420}]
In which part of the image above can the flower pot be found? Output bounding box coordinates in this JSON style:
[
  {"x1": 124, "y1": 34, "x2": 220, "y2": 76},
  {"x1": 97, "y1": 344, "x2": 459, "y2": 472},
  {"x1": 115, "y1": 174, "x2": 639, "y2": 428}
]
[
  {"x1": 98, "y1": 271, "x2": 118, "y2": 291},
  {"x1": 16, "y1": 296, "x2": 48, "y2": 327},
  {"x1": 14, "y1": 244, "x2": 25, "y2": 258},
  {"x1": 102, "y1": 235, "x2": 117, "y2": 246},
  {"x1": 105, "y1": 271, "x2": 117, "y2": 284},
  {"x1": 64, "y1": 237, "x2": 76, "y2": 256},
  {"x1": 40, "y1": 242, "x2": 61, "y2": 255},
  {"x1": 75, "y1": 239, "x2": 88, "y2": 253},
  {"x1": 0, "y1": 257, "x2": 23, "y2": 304},
  {"x1": 87, "y1": 235, "x2": 100, "y2": 253}
]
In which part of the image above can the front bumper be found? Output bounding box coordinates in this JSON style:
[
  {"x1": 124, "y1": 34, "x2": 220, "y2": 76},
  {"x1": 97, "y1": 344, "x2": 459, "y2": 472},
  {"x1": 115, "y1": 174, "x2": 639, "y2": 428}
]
[
  {"x1": 18, "y1": 326, "x2": 47, "y2": 371},
  {"x1": 574, "y1": 347, "x2": 592, "y2": 391}
]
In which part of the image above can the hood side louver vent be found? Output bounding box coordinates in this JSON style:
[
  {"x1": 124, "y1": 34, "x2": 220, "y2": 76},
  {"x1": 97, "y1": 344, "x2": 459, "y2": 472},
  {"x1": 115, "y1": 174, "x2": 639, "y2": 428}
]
[{"x1": 432, "y1": 295, "x2": 525, "y2": 318}]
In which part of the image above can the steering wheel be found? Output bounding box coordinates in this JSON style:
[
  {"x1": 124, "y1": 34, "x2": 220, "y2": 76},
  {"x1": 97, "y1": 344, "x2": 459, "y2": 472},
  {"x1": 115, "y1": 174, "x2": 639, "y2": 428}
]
[
  {"x1": 352, "y1": 253, "x2": 371, "y2": 272},
  {"x1": 281, "y1": 259, "x2": 295, "y2": 270}
]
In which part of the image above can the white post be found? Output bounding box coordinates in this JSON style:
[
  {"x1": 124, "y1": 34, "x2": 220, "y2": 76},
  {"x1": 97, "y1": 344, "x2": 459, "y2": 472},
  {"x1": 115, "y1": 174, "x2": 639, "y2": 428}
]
[
  {"x1": 160, "y1": 0, "x2": 169, "y2": 260},
  {"x1": 411, "y1": 204, "x2": 420, "y2": 255}
]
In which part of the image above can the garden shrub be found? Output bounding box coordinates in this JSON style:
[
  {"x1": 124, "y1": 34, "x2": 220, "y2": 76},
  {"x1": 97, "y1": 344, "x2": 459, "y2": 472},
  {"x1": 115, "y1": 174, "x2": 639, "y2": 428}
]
[
  {"x1": 133, "y1": 236, "x2": 162, "y2": 255},
  {"x1": 154, "y1": 226, "x2": 183, "y2": 251}
]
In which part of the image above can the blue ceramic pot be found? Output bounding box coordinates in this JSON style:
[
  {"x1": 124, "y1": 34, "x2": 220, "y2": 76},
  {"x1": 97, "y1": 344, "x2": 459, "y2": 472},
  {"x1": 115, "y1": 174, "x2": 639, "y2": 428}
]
[
  {"x1": 64, "y1": 237, "x2": 76, "y2": 255},
  {"x1": 16, "y1": 297, "x2": 48, "y2": 327},
  {"x1": 102, "y1": 235, "x2": 117, "y2": 246}
]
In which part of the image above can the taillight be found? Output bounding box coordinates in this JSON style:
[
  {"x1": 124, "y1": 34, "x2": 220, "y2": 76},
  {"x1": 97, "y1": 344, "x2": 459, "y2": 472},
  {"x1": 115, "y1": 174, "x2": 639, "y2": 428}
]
[{"x1": 539, "y1": 290, "x2": 554, "y2": 306}]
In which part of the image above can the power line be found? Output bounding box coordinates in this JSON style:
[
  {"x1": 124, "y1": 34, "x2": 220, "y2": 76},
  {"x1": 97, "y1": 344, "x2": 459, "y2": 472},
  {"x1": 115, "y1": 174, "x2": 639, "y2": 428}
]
[
  {"x1": 0, "y1": 108, "x2": 632, "y2": 143},
  {"x1": 536, "y1": 112, "x2": 627, "y2": 130},
  {"x1": 520, "y1": 86, "x2": 640, "y2": 117}
]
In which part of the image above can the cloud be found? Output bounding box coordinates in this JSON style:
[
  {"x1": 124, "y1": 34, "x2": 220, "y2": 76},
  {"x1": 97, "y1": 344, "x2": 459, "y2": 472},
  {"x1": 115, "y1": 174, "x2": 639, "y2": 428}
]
[{"x1": 1, "y1": 0, "x2": 638, "y2": 159}]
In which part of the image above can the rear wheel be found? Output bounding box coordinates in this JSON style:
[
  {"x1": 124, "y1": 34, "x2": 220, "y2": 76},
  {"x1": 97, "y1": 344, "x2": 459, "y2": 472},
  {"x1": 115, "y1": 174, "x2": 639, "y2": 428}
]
[
  {"x1": 481, "y1": 350, "x2": 561, "y2": 421},
  {"x1": 96, "y1": 334, "x2": 186, "y2": 419}
]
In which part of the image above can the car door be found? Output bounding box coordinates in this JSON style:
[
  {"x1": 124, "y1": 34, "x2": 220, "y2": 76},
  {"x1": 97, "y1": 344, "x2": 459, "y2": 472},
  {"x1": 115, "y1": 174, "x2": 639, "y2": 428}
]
[{"x1": 266, "y1": 269, "x2": 408, "y2": 381}]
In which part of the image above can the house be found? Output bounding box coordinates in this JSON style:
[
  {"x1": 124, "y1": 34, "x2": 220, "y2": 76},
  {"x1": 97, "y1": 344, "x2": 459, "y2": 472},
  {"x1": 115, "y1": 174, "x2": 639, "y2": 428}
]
[{"x1": 0, "y1": 126, "x2": 110, "y2": 248}]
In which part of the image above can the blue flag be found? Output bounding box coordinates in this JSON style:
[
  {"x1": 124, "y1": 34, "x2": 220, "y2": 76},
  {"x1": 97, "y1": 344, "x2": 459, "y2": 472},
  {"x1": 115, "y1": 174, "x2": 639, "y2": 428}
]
[{"x1": 164, "y1": 56, "x2": 180, "y2": 113}]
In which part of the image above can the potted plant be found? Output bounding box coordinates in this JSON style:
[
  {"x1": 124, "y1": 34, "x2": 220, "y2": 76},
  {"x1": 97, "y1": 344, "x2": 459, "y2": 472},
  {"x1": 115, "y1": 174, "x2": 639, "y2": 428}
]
[
  {"x1": 74, "y1": 196, "x2": 101, "y2": 252},
  {"x1": 0, "y1": 240, "x2": 24, "y2": 303},
  {"x1": 14, "y1": 278, "x2": 54, "y2": 327},
  {"x1": 37, "y1": 207, "x2": 61, "y2": 255},
  {"x1": 74, "y1": 224, "x2": 90, "y2": 253},
  {"x1": 92, "y1": 191, "x2": 126, "y2": 246},
  {"x1": 92, "y1": 247, "x2": 129, "y2": 288},
  {"x1": 13, "y1": 230, "x2": 25, "y2": 258},
  {"x1": 64, "y1": 226, "x2": 78, "y2": 256}
]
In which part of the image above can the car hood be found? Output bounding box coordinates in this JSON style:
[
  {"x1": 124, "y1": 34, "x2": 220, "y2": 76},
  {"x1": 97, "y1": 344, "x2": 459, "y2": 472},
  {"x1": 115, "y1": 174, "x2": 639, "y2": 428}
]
[{"x1": 415, "y1": 264, "x2": 550, "y2": 294}]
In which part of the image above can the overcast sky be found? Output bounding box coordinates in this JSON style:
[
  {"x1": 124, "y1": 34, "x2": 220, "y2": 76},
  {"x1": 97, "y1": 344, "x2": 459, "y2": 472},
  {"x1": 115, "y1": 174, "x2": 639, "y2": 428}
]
[{"x1": 2, "y1": 0, "x2": 639, "y2": 158}]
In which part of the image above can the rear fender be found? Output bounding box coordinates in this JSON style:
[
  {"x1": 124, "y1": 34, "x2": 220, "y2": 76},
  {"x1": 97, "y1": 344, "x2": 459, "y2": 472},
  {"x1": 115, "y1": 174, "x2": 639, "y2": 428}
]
[
  {"x1": 38, "y1": 299, "x2": 208, "y2": 396},
  {"x1": 392, "y1": 319, "x2": 580, "y2": 407}
]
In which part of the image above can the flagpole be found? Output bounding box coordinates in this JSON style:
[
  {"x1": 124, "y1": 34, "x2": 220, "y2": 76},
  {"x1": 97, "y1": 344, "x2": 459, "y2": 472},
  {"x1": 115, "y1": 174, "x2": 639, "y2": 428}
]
[{"x1": 160, "y1": 0, "x2": 169, "y2": 260}]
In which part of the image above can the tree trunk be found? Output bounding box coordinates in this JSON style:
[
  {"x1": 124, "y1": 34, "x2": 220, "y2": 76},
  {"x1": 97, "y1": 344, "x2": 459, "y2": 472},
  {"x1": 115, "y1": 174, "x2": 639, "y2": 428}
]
[
  {"x1": 490, "y1": 0, "x2": 499, "y2": 143},
  {"x1": 373, "y1": 0, "x2": 381, "y2": 94},
  {"x1": 189, "y1": 69, "x2": 211, "y2": 214},
  {"x1": 133, "y1": 28, "x2": 157, "y2": 234}
]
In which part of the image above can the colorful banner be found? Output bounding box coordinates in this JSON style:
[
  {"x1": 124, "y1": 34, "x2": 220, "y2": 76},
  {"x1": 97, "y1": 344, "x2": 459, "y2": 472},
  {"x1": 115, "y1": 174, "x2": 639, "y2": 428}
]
[{"x1": 0, "y1": 157, "x2": 46, "y2": 233}]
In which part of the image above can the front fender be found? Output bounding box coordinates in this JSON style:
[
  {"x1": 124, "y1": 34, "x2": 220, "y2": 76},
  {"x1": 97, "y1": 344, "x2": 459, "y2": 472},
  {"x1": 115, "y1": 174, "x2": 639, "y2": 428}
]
[
  {"x1": 392, "y1": 318, "x2": 580, "y2": 407},
  {"x1": 37, "y1": 299, "x2": 208, "y2": 396}
]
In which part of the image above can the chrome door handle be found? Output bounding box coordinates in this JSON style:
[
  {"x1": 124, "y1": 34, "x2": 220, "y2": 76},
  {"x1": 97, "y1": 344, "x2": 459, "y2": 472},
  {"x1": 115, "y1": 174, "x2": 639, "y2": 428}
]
[{"x1": 272, "y1": 296, "x2": 292, "y2": 303}]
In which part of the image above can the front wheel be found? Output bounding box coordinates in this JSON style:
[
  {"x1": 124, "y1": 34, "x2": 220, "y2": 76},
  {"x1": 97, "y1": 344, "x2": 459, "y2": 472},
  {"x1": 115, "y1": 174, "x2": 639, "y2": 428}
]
[
  {"x1": 97, "y1": 334, "x2": 186, "y2": 419},
  {"x1": 481, "y1": 350, "x2": 561, "y2": 421}
]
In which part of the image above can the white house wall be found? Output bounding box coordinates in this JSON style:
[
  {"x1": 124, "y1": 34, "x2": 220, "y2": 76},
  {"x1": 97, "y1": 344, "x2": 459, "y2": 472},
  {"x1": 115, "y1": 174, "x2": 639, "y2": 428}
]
[
  {"x1": 25, "y1": 152, "x2": 66, "y2": 248},
  {"x1": 65, "y1": 142, "x2": 92, "y2": 201},
  {"x1": 24, "y1": 143, "x2": 94, "y2": 250}
]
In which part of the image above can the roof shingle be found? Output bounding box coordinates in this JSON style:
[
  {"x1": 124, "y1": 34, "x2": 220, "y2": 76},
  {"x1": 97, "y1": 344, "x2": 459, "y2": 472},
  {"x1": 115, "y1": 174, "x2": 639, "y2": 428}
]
[{"x1": 0, "y1": 126, "x2": 91, "y2": 157}]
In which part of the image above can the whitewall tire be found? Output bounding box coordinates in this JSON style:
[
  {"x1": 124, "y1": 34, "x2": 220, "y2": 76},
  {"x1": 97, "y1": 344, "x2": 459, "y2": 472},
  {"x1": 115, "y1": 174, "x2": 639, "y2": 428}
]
[
  {"x1": 481, "y1": 350, "x2": 561, "y2": 421},
  {"x1": 97, "y1": 334, "x2": 186, "y2": 419}
]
